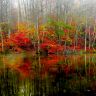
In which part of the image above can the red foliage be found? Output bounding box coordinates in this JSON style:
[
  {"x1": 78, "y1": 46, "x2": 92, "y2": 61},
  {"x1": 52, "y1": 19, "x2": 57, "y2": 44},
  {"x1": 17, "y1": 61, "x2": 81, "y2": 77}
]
[
  {"x1": 10, "y1": 33, "x2": 31, "y2": 47},
  {"x1": 40, "y1": 38, "x2": 64, "y2": 53},
  {"x1": 64, "y1": 29, "x2": 69, "y2": 33}
]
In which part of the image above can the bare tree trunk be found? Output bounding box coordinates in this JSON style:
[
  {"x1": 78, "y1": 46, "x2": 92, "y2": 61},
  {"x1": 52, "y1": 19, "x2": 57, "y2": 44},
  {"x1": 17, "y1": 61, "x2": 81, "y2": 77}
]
[
  {"x1": 89, "y1": 26, "x2": 91, "y2": 49},
  {"x1": 0, "y1": 27, "x2": 4, "y2": 52},
  {"x1": 35, "y1": 0, "x2": 40, "y2": 53},
  {"x1": 85, "y1": 20, "x2": 87, "y2": 52},
  {"x1": 8, "y1": 0, "x2": 11, "y2": 38}
]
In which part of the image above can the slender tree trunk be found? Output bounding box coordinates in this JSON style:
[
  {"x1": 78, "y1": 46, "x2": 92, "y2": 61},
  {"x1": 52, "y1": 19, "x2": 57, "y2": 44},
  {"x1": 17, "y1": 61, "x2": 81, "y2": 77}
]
[
  {"x1": 8, "y1": 0, "x2": 11, "y2": 38},
  {"x1": 89, "y1": 26, "x2": 91, "y2": 49},
  {"x1": 85, "y1": 3, "x2": 88, "y2": 52},
  {"x1": 0, "y1": 27, "x2": 4, "y2": 52},
  {"x1": 35, "y1": 0, "x2": 40, "y2": 53},
  {"x1": 85, "y1": 30, "x2": 87, "y2": 52}
]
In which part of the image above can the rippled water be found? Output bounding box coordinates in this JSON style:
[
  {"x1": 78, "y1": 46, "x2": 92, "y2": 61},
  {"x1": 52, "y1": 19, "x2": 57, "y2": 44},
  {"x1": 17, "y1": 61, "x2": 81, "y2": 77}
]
[{"x1": 0, "y1": 53, "x2": 96, "y2": 96}]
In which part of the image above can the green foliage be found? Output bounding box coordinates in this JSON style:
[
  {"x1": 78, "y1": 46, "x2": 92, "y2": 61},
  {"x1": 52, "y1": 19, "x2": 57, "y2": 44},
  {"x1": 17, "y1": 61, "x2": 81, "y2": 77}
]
[
  {"x1": 48, "y1": 18, "x2": 73, "y2": 29},
  {"x1": 55, "y1": 29, "x2": 64, "y2": 36},
  {"x1": 56, "y1": 21, "x2": 73, "y2": 30},
  {"x1": 47, "y1": 18, "x2": 74, "y2": 39}
]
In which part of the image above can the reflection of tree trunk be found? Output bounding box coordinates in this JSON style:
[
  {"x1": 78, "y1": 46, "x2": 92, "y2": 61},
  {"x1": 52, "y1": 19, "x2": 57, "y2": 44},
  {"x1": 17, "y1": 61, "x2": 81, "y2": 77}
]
[
  {"x1": 88, "y1": 54, "x2": 90, "y2": 80},
  {"x1": 84, "y1": 54, "x2": 87, "y2": 77},
  {"x1": 34, "y1": 54, "x2": 42, "y2": 96}
]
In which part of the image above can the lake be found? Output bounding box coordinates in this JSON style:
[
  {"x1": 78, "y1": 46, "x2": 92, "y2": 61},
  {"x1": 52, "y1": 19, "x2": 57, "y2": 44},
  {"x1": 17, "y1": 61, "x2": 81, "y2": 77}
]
[{"x1": 0, "y1": 53, "x2": 96, "y2": 96}]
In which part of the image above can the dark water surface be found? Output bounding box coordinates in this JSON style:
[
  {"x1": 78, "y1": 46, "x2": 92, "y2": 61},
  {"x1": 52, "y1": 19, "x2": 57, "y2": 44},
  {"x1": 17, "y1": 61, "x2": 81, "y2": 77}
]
[{"x1": 0, "y1": 53, "x2": 96, "y2": 96}]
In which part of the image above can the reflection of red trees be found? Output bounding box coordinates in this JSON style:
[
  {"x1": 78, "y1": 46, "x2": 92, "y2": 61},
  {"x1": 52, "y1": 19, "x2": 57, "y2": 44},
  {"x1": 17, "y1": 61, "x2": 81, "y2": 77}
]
[
  {"x1": 5, "y1": 54, "x2": 96, "y2": 80},
  {"x1": 63, "y1": 65, "x2": 70, "y2": 76},
  {"x1": 16, "y1": 58, "x2": 34, "y2": 79},
  {"x1": 40, "y1": 55, "x2": 65, "y2": 78},
  {"x1": 40, "y1": 55, "x2": 78, "y2": 78},
  {"x1": 41, "y1": 55, "x2": 59, "y2": 66},
  {"x1": 41, "y1": 55, "x2": 64, "y2": 68},
  {"x1": 87, "y1": 67, "x2": 95, "y2": 76}
]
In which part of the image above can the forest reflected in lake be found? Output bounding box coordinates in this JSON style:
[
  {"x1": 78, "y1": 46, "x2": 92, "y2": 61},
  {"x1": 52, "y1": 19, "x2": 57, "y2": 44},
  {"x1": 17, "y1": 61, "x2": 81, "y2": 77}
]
[{"x1": 0, "y1": 53, "x2": 96, "y2": 96}]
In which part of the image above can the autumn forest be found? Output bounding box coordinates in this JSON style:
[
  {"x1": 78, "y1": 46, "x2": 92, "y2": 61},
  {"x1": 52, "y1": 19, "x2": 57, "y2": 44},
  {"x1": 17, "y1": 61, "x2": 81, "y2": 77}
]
[{"x1": 0, "y1": 0, "x2": 96, "y2": 96}]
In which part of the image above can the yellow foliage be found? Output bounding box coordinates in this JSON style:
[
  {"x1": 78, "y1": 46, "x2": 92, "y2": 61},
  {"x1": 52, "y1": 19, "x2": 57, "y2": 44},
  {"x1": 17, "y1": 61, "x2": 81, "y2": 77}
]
[
  {"x1": 16, "y1": 23, "x2": 36, "y2": 37},
  {"x1": 39, "y1": 25, "x2": 46, "y2": 32}
]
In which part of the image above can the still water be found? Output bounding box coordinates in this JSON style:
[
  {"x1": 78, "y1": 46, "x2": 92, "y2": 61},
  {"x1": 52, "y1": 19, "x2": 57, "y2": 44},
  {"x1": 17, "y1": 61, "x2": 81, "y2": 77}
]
[{"x1": 0, "y1": 53, "x2": 96, "y2": 96}]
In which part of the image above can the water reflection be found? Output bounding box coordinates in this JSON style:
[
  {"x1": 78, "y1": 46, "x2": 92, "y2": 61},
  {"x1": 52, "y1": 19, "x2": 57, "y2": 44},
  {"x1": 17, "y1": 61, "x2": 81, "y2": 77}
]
[{"x1": 0, "y1": 53, "x2": 96, "y2": 95}]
